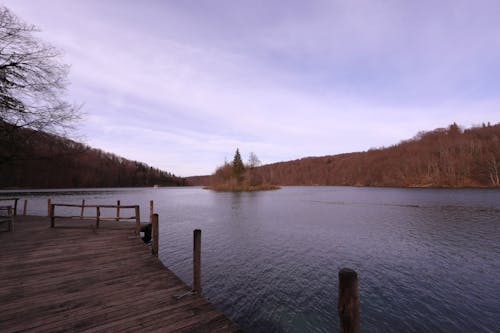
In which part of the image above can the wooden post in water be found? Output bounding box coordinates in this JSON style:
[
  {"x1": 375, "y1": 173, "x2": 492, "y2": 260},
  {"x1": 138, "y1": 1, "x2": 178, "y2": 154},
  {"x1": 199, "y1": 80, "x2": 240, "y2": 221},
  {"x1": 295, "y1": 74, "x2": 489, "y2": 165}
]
[
  {"x1": 116, "y1": 200, "x2": 121, "y2": 221},
  {"x1": 135, "y1": 205, "x2": 140, "y2": 235},
  {"x1": 23, "y1": 200, "x2": 27, "y2": 216},
  {"x1": 50, "y1": 204, "x2": 55, "y2": 228},
  {"x1": 47, "y1": 199, "x2": 51, "y2": 217},
  {"x1": 151, "y1": 213, "x2": 159, "y2": 256},
  {"x1": 193, "y1": 229, "x2": 201, "y2": 294},
  {"x1": 149, "y1": 200, "x2": 154, "y2": 223},
  {"x1": 338, "y1": 268, "x2": 360, "y2": 333},
  {"x1": 96, "y1": 206, "x2": 101, "y2": 229},
  {"x1": 80, "y1": 199, "x2": 85, "y2": 219}
]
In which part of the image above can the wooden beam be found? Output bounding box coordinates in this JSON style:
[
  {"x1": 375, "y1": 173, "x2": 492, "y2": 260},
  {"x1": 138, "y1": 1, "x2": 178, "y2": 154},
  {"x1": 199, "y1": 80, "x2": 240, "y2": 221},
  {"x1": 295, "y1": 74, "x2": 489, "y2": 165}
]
[
  {"x1": 134, "y1": 206, "x2": 140, "y2": 235},
  {"x1": 80, "y1": 199, "x2": 85, "y2": 219},
  {"x1": 151, "y1": 214, "x2": 159, "y2": 256},
  {"x1": 50, "y1": 204, "x2": 55, "y2": 228},
  {"x1": 149, "y1": 200, "x2": 154, "y2": 223},
  {"x1": 193, "y1": 229, "x2": 201, "y2": 294},
  {"x1": 338, "y1": 268, "x2": 359, "y2": 333},
  {"x1": 13, "y1": 198, "x2": 18, "y2": 216},
  {"x1": 96, "y1": 207, "x2": 101, "y2": 229},
  {"x1": 116, "y1": 200, "x2": 120, "y2": 222}
]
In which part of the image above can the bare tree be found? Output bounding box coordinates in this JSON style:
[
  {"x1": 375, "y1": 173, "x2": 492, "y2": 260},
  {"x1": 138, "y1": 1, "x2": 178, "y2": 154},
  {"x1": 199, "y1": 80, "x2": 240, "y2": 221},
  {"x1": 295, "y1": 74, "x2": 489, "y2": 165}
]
[
  {"x1": 488, "y1": 155, "x2": 499, "y2": 186},
  {"x1": 0, "y1": 6, "x2": 81, "y2": 164},
  {"x1": 247, "y1": 152, "x2": 261, "y2": 169},
  {"x1": 246, "y1": 152, "x2": 261, "y2": 186}
]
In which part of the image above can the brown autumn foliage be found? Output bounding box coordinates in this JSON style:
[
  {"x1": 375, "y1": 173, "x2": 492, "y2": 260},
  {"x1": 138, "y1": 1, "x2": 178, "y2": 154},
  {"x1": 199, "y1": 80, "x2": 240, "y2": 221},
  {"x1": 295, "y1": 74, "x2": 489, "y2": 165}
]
[
  {"x1": 203, "y1": 160, "x2": 279, "y2": 192},
  {"x1": 0, "y1": 124, "x2": 186, "y2": 188},
  {"x1": 188, "y1": 123, "x2": 500, "y2": 188}
]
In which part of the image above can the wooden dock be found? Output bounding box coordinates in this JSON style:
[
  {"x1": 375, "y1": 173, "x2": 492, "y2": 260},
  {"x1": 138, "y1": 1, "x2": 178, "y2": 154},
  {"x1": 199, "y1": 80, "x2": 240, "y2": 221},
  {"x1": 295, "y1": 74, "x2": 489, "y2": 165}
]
[{"x1": 0, "y1": 216, "x2": 242, "y2": 332}]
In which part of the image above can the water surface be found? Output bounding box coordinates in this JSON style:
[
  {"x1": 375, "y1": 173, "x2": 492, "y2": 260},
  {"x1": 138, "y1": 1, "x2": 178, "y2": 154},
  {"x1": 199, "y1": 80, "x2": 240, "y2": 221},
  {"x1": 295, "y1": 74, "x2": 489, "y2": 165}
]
[{"x1": 2, "y1": 186, "x2": 499, "y2": 332}]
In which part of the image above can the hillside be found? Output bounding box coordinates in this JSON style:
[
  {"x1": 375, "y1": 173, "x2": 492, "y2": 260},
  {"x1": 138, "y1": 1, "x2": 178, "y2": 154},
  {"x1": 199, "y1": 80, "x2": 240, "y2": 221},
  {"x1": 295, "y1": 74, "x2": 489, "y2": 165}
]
[
  {"x1": 188, "y1": 123, "x2": 500, "y2": 188},
  {"x1": 0, "y1": 123, "x2": 185, "y2": 188}
]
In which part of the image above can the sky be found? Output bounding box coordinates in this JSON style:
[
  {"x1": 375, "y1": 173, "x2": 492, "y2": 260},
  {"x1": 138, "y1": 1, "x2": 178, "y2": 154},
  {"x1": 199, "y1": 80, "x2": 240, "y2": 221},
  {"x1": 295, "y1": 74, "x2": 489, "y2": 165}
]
[{"x1": 3, "y1": 0, "x2": 500, "y2": 176}]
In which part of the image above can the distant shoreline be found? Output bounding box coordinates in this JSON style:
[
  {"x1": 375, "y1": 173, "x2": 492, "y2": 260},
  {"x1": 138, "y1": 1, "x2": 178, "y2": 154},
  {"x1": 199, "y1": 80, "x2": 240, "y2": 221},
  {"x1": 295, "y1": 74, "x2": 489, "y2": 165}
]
[
  {"x1": 1, "y1": 183, "x2": 498, "y2": 192},
  {"x1": 0, "y1": 185, "x2": 184, "y2": 191}
]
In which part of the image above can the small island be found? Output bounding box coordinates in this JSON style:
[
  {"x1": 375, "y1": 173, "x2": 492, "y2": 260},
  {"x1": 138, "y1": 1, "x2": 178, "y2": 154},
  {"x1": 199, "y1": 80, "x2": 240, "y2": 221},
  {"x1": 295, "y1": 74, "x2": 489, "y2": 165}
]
[{"x1": 204, "y1": 149, "x2": 280, "y2": 192}]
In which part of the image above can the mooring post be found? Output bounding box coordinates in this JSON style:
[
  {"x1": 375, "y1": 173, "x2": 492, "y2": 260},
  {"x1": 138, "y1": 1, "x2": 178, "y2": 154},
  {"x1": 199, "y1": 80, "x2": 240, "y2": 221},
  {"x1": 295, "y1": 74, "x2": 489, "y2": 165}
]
[
  {"x1": 47, "y1": 198, "x2": 51, "y2": 217},
  {"x1": 116, "y1": 200, "x2": 121, "y2": 221},
  {"x1": 149, "y1": 200, "x2": 154, "y2": 223},
  {"x1": 152, "y1": 213, "x2": 159, "y2": 256},
  {"x1": 50, "y1": 204, "x2": 55, "y2": 228},
  {"x1": 338, "y1": 268, "x2": 360, "y2": 333},
  {"x1": 193, "y1": 229, "x2": 202, "y2": 294},
  {"x1": 80, "y1": 199, "x2": 85, "y2": 219},
  {"x1": 23, "y1": 199, "x2": 27, "y2": 216},
  {"x1": 135, "y1": 205, "x2": 140, "y2": 235},
  {"x1": 96, "y1": 206, "x2": 101, "y2": 229}
]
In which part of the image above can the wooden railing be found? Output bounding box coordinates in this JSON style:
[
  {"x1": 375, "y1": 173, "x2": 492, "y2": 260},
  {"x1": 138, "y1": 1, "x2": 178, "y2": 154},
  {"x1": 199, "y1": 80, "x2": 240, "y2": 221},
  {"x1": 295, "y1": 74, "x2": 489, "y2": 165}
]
[
  {"x1": 0, "y1": 205, "x2": 14, "y2": 232},
  {"x1": 49, "y1": 202, "x2": 141, "y2": 233},
  {"x1": 0, "y1": 198, "x2": 19, "y2": 216}
]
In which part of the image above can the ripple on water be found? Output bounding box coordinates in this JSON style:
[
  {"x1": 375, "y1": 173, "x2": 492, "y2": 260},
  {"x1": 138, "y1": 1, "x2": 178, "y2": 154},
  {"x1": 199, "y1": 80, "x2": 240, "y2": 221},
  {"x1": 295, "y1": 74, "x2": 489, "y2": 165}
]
[{"x1": 5, "y1": 186, "x2": 499, "y2": 332}]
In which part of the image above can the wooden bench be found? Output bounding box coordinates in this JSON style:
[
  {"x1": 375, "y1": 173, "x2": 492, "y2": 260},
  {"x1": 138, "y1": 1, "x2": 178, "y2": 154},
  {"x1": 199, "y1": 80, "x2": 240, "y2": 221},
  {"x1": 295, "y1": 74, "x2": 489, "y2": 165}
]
[{"x1": 0, "y1": 205, "x2": 14, "y2": 232}]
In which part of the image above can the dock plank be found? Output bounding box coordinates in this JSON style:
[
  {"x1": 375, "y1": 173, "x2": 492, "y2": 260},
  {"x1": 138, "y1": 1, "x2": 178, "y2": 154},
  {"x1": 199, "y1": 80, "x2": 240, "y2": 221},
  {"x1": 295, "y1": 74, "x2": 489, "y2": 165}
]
[{"x1": 0, "y1": 216, "x2": 242, "y2": 332}]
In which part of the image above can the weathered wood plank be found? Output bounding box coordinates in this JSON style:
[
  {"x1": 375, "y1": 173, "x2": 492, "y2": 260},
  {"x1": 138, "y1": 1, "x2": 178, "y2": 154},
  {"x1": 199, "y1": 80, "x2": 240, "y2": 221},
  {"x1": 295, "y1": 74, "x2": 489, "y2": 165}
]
[{"x1": 0, "y1": 216, "x2": 242, "y2": 333}]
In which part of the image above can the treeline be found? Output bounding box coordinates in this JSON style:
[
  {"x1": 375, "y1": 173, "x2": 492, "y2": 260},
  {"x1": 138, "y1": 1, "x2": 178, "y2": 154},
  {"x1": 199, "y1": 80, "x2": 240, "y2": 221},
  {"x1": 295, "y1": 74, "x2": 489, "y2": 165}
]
[
  {"x1": 202, "y1": 149, "x2": 279, "y2": 191},
  {"x1": 188, "y1": 123, "x2": 500, "y2": 187},
  {"x1": 0, "y1": 124, "x2": 186, "y2": 188}
]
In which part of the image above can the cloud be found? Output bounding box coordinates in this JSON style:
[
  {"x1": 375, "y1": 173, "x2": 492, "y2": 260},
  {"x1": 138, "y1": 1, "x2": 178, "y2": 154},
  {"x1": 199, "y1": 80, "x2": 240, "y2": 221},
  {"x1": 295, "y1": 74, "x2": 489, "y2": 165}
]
[{"x1": 3, "y1": 0, "x2": 500, "y2": 176}]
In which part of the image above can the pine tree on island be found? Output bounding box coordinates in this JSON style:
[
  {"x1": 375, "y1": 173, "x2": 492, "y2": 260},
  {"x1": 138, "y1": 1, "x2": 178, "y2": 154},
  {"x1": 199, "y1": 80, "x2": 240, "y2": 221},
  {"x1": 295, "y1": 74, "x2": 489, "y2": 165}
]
[
  {"x1": 204, "y1": 148, "x2": 280, "y2": 191},
  {"x1": 232, "y1": 148, "x2": 245, "y2": 182}
]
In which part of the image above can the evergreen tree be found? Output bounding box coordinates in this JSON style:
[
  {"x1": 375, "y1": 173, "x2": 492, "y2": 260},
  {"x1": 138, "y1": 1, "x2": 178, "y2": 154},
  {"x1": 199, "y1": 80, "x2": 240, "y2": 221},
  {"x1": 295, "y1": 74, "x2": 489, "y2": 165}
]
[{"x1": 232, "y1": 148, "x2": 245, "y2": 180}]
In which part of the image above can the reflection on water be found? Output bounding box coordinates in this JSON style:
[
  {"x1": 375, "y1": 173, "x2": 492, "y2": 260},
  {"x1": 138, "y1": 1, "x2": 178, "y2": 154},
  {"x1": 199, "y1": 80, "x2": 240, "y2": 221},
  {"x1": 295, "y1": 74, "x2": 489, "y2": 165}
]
[{"x1": 1, "y1": 186, "x2": 499, "y2": 332}]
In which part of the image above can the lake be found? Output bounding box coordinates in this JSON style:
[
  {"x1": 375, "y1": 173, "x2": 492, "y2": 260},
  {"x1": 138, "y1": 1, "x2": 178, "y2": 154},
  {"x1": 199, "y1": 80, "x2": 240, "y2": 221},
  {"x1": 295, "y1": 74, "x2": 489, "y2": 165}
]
[{"x1": 1, "y1": 186, "x2": 499, "y2": 332}]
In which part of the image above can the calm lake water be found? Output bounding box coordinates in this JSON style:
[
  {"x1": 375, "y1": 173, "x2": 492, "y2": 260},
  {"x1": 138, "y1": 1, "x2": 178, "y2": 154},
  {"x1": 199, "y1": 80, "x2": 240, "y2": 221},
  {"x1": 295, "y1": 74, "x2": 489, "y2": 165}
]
[{"x1": 1, "y1": 186, "x2": 499, "y2": 332}]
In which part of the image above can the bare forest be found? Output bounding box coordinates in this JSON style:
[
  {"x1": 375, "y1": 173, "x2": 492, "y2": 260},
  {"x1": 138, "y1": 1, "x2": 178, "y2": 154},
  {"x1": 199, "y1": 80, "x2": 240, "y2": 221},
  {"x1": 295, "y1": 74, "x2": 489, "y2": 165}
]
[
  {"x1": 188, "y1": 123, "x2": 500, "y2": 188},
  {"x1": 0, "y1": 123, "x2": 185, "y2": 188}
]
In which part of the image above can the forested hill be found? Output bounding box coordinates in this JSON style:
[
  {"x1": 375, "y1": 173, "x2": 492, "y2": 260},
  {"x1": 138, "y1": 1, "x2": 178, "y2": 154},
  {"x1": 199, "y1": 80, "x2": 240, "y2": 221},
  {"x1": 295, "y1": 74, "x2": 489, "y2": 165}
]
[
  {"x1": 188, "y1": 123, "x2": 500, "y2": 188},
  {"x1": 0, "y1": 124, "x2": 186, "y2": 188}
]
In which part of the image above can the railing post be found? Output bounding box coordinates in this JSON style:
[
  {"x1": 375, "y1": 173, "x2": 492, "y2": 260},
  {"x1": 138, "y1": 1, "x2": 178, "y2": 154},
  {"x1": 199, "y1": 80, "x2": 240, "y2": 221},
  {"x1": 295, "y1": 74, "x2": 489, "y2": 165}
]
[
  {"x1": 152, "y1": 213, "x2": 159, "y2": 256},
  {"x1": 116, "y1": 200, "x2": 120, "y2": 221},
  {"x1": 7, "y1": 206, "x2": 14, "y2": 232},
  {"x1": 50, "y1": 204, "x2": 55, "y2": 228},
  {"x1": 135, "y1": 205, "x2": 140, "y2": 235},
  {"x1": 80, "y1": 199, "x2": 85, "y2": 219},
  {"x1": 13, "y1": 198, "x2": 18, "y2": 216},
  {"x1": 149, "y1": 200, "x2": 154, "y2": 223},
  {"x1": 193, "y1": 229, "x2": 201, "y2": 294},
  {"x1": 47, "y1": 198, "x2": 51, "y2": 217},
  {"x1": 338, "y1": 268, "x2": 360, "y2": 333},
  {"x1": 96, "y1": 206, "x2": 101, "y2": 229},
  {"x1": 23, "y1": 199, "x2": 27, "y2": 216},
  {"x1": 7, "y1": 206, "x2": 13, "y2": 231}
]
